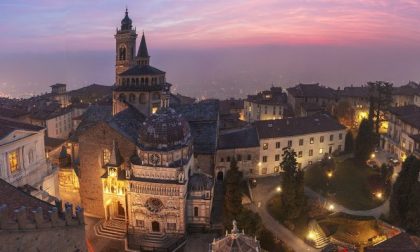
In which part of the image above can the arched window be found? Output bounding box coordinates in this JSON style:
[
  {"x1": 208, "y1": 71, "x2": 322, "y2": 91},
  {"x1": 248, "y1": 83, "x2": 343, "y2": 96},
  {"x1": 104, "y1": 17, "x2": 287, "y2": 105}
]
[
  {"x1": 194, "y1": 207, "x2": 199, "y2": 217},
  {"x1": 129, "y1": 93, "x2": 136, "y2": 102},
  {"x1": 119, "y1": 46, "x2": 126, "y2": 61},
  {"x1": 141, "y1": 78, "x2": 144, "y2": 84},
  {"x1": 102, "y1": 149, "x2": 111, "y2": 165},
  {"x1": 139, "y1": 93, "x2": 146, "y2": 104}
]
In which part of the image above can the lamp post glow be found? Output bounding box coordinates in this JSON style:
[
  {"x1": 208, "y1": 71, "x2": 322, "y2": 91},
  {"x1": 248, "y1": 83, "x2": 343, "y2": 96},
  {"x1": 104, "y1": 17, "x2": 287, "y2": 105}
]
[
  {"x1": 371, "y1": 153, "x2": 376, "y2": 159},
  {"x1": 307, "y1": 231, "x2": 315, "y2": 240},
  {"x1": 327, "y1": 203, "x2": 335, "y2": 211},
  {"x1": 375, "y1": 191, "x2": 383, "y2": 200},
  {"x1": 326, "y1": 171, "x2": 333, "y2": 178},
  {"x1": 276, "y1": 186, "x2": 282, "y2": 193}
]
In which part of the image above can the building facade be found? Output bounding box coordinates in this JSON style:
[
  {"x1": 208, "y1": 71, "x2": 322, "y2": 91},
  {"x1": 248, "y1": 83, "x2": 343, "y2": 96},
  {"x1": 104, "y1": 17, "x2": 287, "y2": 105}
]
[
  {"x1": 254, "y1": 113, "x2": 346, "y2": 174},
  {"x1": 382, "y1": 105, "x2": 420, "y2": 161},
  {"x1": 287, "y1": 83, "x2": 337, "y2": 117},
  {"x1": 215, "y1": 127, "x2": 260, "y2": 179},
  {"x1": 243, "y1": 86, "x2": 289, "y2": 122},
  {"x1": 0, "y1": 118, "x2": 58, "y2": 201}
]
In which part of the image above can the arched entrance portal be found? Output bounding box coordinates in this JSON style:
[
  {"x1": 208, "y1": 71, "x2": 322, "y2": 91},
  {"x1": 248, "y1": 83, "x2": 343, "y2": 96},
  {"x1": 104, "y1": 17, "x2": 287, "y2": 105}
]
[
  {"x1": 217, "y1": 171, "x2": 224, "y2": 181},
  {"x1": 117, "y1": 201, "x2": 125, "y2": 217},
  {"x1": 152, "y1": 221, "x2": 160, "y2": 232}
]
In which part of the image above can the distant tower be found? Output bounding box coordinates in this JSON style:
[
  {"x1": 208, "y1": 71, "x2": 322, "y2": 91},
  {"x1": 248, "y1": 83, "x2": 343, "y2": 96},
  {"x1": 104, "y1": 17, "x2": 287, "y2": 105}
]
[
  {"x1": 113, "y1": 9, "x2": 169, "y2": 116},
  {"x1": 115, "y1": 8, "x2": 137, "y2": 79}
]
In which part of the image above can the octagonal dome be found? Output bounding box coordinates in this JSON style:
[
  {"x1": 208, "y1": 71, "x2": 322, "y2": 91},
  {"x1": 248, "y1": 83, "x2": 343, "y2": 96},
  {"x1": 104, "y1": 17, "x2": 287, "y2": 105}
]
[{"x1": 138, "y1": 108, "x2": 191, "y2": 151}]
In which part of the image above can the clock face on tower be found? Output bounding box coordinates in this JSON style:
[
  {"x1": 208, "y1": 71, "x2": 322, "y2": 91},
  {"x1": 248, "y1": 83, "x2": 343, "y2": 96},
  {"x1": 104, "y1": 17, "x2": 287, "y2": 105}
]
[{"x1": 150, "y1": 154, "x2": 160, "y2": 165}]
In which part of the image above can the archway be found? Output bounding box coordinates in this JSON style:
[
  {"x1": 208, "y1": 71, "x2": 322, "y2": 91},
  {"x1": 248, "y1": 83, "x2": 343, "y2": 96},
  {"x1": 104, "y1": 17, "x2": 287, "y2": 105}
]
[
  {"x1": 217, "y1": 171, "x2": 224, "y2": 181},
  {"x1": 152, "y1": 221, "x2": 160, "y2": 232},
  {"x1": 117, "y1": 201, "x2": 125, "y2": 217}
]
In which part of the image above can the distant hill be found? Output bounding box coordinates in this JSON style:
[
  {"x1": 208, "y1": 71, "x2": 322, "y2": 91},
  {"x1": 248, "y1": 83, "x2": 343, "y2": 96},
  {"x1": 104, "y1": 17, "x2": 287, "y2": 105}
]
[{"x1": 68, "y1": 84, "x2": 112, "y2": 104}]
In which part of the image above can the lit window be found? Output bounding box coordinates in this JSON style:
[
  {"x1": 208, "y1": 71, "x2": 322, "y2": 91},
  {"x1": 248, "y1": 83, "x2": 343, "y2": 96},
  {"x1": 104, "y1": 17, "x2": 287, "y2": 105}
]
[
  {"x1": 299, "y1": 139, "x2": 304, "y2": 146},
  {"x1": 310, "y1": 137, "x2": 314, "y2": 144},
  {"x1": 263, "y1": 143, "x2": 269, "y2": 150},
  {"x1": 8, "y1": 150, "x2": 19, "y2": 173},
  {"x1": 103, "y1": 149, "x2": 111, "y2": 165},
  {"x1": 262, "y1": 156, "x2": 267, "y2": 162},
  {"x1": 319, "y1": 148, "x2": 324, "y2": 154},
  {"x1": 274, "y1": 166, "x2": 280, "y2": 173}
]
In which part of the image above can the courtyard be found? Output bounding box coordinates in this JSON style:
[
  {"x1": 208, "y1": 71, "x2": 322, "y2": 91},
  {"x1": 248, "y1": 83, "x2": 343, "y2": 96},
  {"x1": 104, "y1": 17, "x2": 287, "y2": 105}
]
[{"x1": 304, "y1": 158, "x2": 389, "y2": 210}]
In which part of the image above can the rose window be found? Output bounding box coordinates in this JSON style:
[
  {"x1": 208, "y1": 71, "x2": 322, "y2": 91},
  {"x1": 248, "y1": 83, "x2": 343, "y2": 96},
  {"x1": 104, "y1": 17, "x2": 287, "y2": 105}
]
[{"x1": 145, "y1": 198, "x2": 164, "y2": 213}]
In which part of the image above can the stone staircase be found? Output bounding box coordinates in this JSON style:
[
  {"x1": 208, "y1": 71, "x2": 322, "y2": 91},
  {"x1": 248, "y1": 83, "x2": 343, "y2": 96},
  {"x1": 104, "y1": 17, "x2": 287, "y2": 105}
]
[
  {"x1": 127, "y1": 233, "x2": 186, "y2": 251},
  {"x1": 308, "y1": 220, "x2": 330, "y2": 248},
  {"x1": 94, "y1": 218, "x2": 127, "y2": 240}
]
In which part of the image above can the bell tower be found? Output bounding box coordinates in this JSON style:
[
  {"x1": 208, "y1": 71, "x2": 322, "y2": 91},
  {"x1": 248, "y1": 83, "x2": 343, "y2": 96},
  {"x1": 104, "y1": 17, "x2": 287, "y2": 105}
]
[{"x1": 115, "y1": 8, "x2": 137, "y2": 80}]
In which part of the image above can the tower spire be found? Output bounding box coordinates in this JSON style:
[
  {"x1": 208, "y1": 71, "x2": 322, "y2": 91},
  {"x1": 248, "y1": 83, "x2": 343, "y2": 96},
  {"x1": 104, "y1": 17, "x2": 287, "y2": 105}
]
[{"x1": 137, "y1": 32, "x2": 150, "y2": 66}]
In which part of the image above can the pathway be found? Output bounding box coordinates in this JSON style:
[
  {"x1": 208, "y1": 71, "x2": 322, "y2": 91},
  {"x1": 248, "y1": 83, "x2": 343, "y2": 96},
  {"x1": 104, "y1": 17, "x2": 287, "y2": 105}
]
[{"x1": 249, "y1": 176, "x2": 319, "y2": 252}]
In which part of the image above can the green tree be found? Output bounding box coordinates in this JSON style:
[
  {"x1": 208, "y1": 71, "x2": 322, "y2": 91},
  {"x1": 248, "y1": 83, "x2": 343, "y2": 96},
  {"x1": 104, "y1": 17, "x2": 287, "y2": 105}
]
[
  {"x1": 354, "y1": 118, "x2": 376, "y2": 162},
  {"x1": 279, "y1": 147, "x2": 305, "y2": 220},
  {"x1": 223, "y1": 157, "x2": 244, "y2": 228},
  {"x1": 344, "y1": 130, "x2": 354, "y2": 153},
  {"x1": 367, "y1": 81, "x2": 393, "y2": 135},
  {"x1": 390, "y1": 155, "x2": 420, "y2": 234}
]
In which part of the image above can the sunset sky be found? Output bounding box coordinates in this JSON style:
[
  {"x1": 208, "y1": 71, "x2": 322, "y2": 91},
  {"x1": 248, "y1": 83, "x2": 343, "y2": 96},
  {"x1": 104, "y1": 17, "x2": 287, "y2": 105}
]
[{"x1": 1, "y1": 0, "x2": 420, "y2": 98}]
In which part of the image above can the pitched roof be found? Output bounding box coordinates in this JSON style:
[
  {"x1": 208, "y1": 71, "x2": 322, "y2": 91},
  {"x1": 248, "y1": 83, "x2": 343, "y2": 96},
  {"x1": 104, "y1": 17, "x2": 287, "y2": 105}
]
[
  {"x1": 388, "y1": 105, "x2": 420, "y2": 129},
  {"x1": 0, "y1": 106, "x2": 29, "y2": 118},
  {"x1": 218, "y1": 127, "x2": 259, "y2": 150},
  {"x1": 339, "y1": 86, "x2": 370, "y2": 98},
  {"x1": 0, "y1": 118, "x2": 44, "y2": 140},
  {"x1": 0, "y1": 179, "x2": 55, "y2": 221},
  {"x1": 287, "y1": 83, "x2": 337, "y2": 99},
  {"x1": 253, "y1": 113, "x2": 345, "y2": 139},
  {"x1": 137, "y1": 33, "x2": 149, "y2": 58},
  {"x1": 365, "y1": 232, "x2": 419, "y2": 251},
  {"x1": 119, "y1": 65, "x2": 165, "y2": 76}
]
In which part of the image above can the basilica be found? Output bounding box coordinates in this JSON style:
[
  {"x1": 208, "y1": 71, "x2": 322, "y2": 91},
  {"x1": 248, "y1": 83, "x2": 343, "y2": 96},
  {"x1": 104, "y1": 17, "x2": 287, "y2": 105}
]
[{"x1": 76, "y1": 9, "x2": 217, "y2": 251}]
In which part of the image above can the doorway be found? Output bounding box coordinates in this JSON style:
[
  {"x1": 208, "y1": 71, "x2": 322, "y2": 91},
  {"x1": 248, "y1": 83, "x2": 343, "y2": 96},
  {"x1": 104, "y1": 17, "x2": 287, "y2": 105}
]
[
  {"x1": 217, "y1": 171, "x2": 224, "y2": 181},
  {"x1": 117, "y1": 201, "x2": 125, "y2": 217},
  {"x1": 152, "y1": 221, "x2": 160, "y2": 232}
]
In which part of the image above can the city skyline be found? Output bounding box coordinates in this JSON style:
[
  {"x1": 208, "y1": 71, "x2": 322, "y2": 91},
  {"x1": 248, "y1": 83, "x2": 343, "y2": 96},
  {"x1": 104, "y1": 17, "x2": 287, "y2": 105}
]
[{"x1": 1, "y1": 0, "x2": 420, "y2": 98}]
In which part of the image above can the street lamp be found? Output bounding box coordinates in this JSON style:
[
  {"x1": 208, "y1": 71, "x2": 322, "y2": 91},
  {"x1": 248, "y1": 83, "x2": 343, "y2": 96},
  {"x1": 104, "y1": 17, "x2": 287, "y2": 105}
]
[
  {"x1": 375, "y1": 191, "x2": 383, "y2": 200},
  {"x1": 327, "y1": 203, "x2": 335, "y2": 211},
  {"x1": 307, "y1": 231, "x2": 315, "y2": 240},
  {"x1": 371, "y1": 153, "x2": 376, "y2": 159},
  {"x1": 276, "y1": 186, "x2": 282, "y2": 193},
  {"x1": 326, "y1": 171, "x2": 333, "y2": 178}
]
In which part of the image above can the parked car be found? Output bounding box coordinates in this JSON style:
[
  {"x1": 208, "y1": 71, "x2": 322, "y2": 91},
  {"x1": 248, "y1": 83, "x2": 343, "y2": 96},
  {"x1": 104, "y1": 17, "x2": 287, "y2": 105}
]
[
  {"x1": 367, "y1": 160, "x2": 378, "y2": 168},
  {"x1": 388, "y1": 158, "x2": 400, "y2": 166}
]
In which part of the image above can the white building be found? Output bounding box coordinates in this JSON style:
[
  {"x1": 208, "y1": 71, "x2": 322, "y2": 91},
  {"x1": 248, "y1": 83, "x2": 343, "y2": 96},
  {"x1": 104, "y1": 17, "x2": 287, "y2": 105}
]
[
  {"x1": 30, "y1": 108, "x2": 73, "y2": 139},
  {"x1": 0, "y1": 118, "x2": 58, "y2": 201},
  {"x1": 243, "y1": 86, "x2": 289, "y2": 122},
  {"x1": 253, "y1": 113, "x2": 346, "y2": 175}
]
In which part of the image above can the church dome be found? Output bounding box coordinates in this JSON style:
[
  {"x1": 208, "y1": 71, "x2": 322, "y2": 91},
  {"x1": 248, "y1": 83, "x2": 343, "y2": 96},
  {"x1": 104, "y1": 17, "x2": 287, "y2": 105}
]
[
  {"x1": 121, "y1": 9, "x2": 132, "y2": 30},
  {"x1": 139, "y1": 108, "x2": 191, "y2": 151}
]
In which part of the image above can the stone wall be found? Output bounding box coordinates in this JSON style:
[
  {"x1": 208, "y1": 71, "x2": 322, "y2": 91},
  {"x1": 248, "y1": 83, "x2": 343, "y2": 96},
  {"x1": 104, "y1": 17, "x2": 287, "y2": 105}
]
[
  {"x1": 78, "y1": 122, "x2": 136, "y2": 217},
  {"x1": 0, "y1": 225, "x2": 86, "y2": 252}
]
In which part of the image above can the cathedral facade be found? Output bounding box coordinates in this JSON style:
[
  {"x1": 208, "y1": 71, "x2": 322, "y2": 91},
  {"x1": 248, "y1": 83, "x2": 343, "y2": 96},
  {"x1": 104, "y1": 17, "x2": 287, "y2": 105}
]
[{"x1": 77, "y1": 9, "x2": 216, "y2": 251}]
